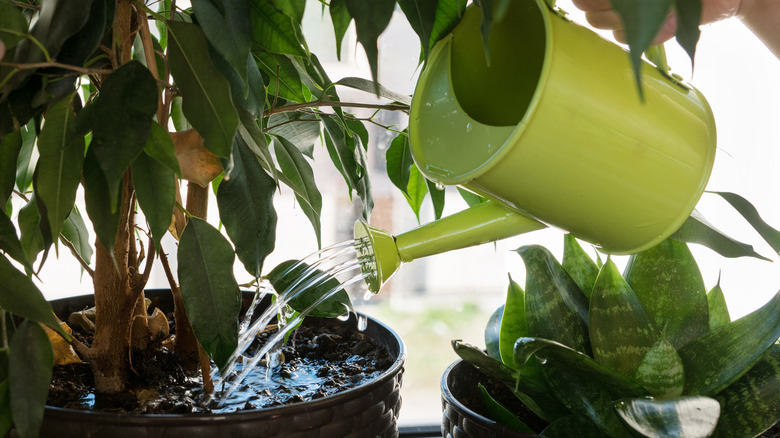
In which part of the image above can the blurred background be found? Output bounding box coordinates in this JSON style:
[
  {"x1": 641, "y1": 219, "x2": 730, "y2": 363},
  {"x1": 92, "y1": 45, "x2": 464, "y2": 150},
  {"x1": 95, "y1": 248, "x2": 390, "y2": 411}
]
[{"x1": 31, "y1": 0, "x2": 780, "y2": 426}]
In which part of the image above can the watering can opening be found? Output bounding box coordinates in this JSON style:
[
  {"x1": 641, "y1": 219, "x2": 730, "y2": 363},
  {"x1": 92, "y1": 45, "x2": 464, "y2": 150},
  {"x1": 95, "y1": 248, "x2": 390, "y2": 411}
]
[{"x1": 449, "y1": 0, "x2": 546, "y2": 127}]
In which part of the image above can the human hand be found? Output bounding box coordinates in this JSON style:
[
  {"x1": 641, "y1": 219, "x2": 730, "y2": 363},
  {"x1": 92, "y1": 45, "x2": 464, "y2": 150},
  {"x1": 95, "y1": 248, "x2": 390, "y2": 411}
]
[{"x1": 571, "y1": 0, "x2": 744, "y2": 44}]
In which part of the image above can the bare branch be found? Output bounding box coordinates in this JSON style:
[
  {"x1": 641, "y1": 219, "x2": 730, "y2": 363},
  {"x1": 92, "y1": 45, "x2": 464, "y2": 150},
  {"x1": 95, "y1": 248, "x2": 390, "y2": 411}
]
[
  {"x1": 0, "y1": 60, "x2": 114, "y2": 77},
  {"x1": 59, "y1": 234, "x2": 95, "y2": 278}
]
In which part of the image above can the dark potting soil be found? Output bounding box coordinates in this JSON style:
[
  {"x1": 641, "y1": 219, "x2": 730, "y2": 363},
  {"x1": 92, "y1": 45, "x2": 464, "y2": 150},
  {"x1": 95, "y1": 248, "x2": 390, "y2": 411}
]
[{"x1": 47, "y1": 317, "x2": 394, "y2": 415}]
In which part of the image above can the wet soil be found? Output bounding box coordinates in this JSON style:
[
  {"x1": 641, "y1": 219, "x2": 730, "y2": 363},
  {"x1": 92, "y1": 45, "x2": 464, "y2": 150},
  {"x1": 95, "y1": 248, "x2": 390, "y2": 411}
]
[{"x1": 47, "y1": 316, "x2": 394, "y2": 414}]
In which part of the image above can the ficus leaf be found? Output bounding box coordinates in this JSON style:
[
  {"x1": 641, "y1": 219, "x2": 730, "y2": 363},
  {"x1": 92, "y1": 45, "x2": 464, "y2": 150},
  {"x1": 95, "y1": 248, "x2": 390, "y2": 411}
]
[
  {"x1": 267, "y1": 112, "x2": 319, "y2": 158},
  {"x1": 473, "y1": 0, "x2": 493, "y2": 64},
  {"x1": 192, "y1": 0, "x2": 251, "y2": 91},
  {"x1": 335, "y1": 77, "x2": 412, "y2": 105},
  {"x1": 60, "y1": 207, "x2": 92, "y2": 273},
  {"x1": 0, "y1": 1, "x2": 28, "y2": 51},
  {"x1": 273, "y1": 135, "x2": 322, "y2": 247},
  {"x1": 0, "y1": 210, "x2": 33, "y2": 272},
  {"x1": 17, "y1": 196, "x2": 45, "y2": 267},
  {"x1": 0, "y1": 131, "x2": 21, "y2": 207},
  {"x1": 397, "y1": 0, "x2": 438, "y2": 61},
  {"x1": 385, "y1": 131, "x2": 413, "y2": 197},
  {"x1": 9, "y1": 321, "x2": 53, "y2": 438},
  {"x1": 406, "y1": 164, "x2": 428, "y2": 222},
  {"x1": 624, "y1": 239, "x2": 709, "y2": 349},
  {"x1": 216, "y1": 136, "x2": 277, "y2": 277},
  {"x1": 516, "y1": 245, "x2": 590, "y2": 355},
  {"x1": 425, "y1": 178, "x2": 445, "y2": 220},
  {"x1": 177, "y1": 217, "x2": 241, "y2": 373},
  {"x1": 267, "y1": 260, "x2": 352, "y2": 318},
  {"x1": 168, "y1": 20, "x2": 239, "y2": 158},
  {"x1": 343, "y1": 0, "x2": 396, "y2": 89},
  {"x1": 131, "y1": 150, "x2": 176, "y2": 250},
  {"x1": 428, "y1": 0, "x2": 467, "y2": 54},
  {"x1": 255, "y1": 51, "x2": 307, "y2": 103},
  {"x1": 250, "y1": 0, "x2": 308, "y2": 58},
  {"x1": 171, "y1": 129, "x2": 223, "y2": 187},
  {"x1": 82, "y1": 148, "x2": 120, "y2": 255},
  {"x1": 673, "y1": 0, "x2": 702, "y2": 67},
  {"x1": 145, "y1": 122, "x2": 181, "y2": 177},
  {"x1": 14, "y1": 120, "x2": 37, "y2": 193},
  {"x1": 329, "y1": 0, "x2": 351, "y2": 61},
  {"x1": 0, "y1": 256, "x2": 64, "y2": 335}
]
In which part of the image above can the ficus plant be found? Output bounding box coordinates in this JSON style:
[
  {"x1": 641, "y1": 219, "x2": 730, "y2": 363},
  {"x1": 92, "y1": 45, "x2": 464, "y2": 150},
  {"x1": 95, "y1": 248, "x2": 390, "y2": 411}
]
[
  {"x1": 454, "y1": 234, "x2": 780, "y2": 437},
  {"x1": 0, "y1": 0, "x2": 745, "y2": 436}
]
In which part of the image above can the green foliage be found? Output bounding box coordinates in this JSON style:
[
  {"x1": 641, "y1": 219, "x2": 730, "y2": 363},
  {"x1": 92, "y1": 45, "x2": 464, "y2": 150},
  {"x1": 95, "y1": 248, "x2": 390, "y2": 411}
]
[
  {"x1": 267, "y1": 260, "x2": 352, "y2": 318},
  {"x1": 8, "y1": 321, "x2": 53, "y2": 438},
  {"x1": 455, "y1": 236, "x2": 780, "y2": 437}
]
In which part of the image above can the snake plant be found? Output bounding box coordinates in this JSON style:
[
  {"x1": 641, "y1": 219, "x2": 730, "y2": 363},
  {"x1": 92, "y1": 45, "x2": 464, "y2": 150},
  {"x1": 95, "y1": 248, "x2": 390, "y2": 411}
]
[{"x1": 454, "y1": 236, "x2": 780, "y2": 437}]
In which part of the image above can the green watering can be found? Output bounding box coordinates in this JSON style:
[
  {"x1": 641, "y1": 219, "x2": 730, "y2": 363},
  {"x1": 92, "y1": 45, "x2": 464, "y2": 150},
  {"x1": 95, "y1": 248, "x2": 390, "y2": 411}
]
[{"x1": 355, "y1": 0, "x2": 717, "y2": 292}]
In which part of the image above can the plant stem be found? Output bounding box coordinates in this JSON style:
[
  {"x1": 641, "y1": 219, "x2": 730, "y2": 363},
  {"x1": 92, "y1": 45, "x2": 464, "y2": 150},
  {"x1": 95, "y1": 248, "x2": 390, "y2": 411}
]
[
  {"x1": 0, "y1": 61, "x2": 113, "y2": 77},
  {"x1": 264, "y1": 100, "x2": 409, "y2": 117}
]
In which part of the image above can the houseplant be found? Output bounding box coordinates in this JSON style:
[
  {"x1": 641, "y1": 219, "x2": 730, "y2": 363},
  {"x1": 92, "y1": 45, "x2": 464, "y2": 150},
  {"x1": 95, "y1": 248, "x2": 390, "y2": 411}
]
[
  {"x1": 449, "y1": 234, "x2": 780, "y2": 437},
  {"x1": 0, "y1": 0, "x2": 472, "y2": 436}
]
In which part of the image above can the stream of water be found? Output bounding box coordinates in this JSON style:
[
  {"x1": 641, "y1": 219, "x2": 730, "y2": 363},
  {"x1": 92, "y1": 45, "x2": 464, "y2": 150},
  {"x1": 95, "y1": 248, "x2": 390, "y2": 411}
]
[{"x1": 206, "y1": 237, "x2": 377, "y2": 408}]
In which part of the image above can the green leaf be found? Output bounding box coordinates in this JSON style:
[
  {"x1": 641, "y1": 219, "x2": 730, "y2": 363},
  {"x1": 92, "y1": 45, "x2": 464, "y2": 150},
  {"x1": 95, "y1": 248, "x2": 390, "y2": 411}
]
[
  {"x1": 192, "y1": 0, "x2": 251, "y2": 90},
  {"x1": 250, "y1": 0, "x2": 307, "y2": 58},
  {"x1": 170, "y1": 96, "x2": 191, "y2": 131},
  {"x1": 397, "y1": 0, "x2": 438, "y2": 61},
  {"x1": 0, "y1": 131, "x2": 21, "y2": 207},
  {"x1": 457, "y1": 187, "x2": 488, "y2": 207},
  {"x1": 17, "y1": 196, "x2": 45, "y2": 266},
  {"x1": 177, "y1": 217, "x2": 241, "y2": 372},
  {"x1": 321, "y1": 115, "x2": 372, "y2": 218},
  {"x1": 624, "y1": 239, "x2": 709, "y2": 349},
  {"x1": 484, "y1": 304, "x2": 503, "y2": 361},
  {"x1": 88, "y1": 61, "x2": 157, "y2": 209},
  {"x1": 677, "y1": 290, "x2": 780, "y2": 396},
  {"x1": 516, "y1": 245, "x2": 590, "y2": 355},
  {"x1": 562, "y1": 234, "x2": 599, "y2": 300},
  {"x1": 615, "y1": 396, "x2": 720, "y2": 438},
  {"x1": 267, "y1": 112, "x2": 319, "y2": 157},
  {"x1": 267, "y1": 260, "x2": 352, "y2": 318},
  {"x1": 9, "y1": 321, "x2": 52, "y2": 438},
  {"x1": 710, "y1": 191, "x2": 780, "y2": 254},
  {"x1": 609, "y1": 0, "x2": 673, "y2": 97},
  {"x1": 217, "y1": 136, "x2": 277, "y2": 277},
  {"x1": 131, "y1": 151, "x2": 175, "y2": 250},
  {"x1": 673, "y1": 0, "x2": 702, "y2": 67},
  {"x1": 473, "y1": 0, "x2": 493, "y2": 64},
  {"x1": 712, "y1": 344, "x2": 780, "y2": 438},
  {"x1": 273, "y1": 135, "x2": 322, "y2": 247},
  {"x1": 499, "y1": 274, "x2": 527, "y2": 367},
  {"x1": 60, "y1": 206, "x2": 92, "y2": 272},
  {"x1": 590, "y1": 259, "x2": 657, "y2": 376},
  {"x1": 168, "y1": 20, "x2": 239, "y2": 158},
  {"x1": 0, "y1": 255, "x2": 64, "y2": 334},
  {"x1": 343, "y1": 0, "x2": 396, "y2": 87},
  {"x1": 634, "y1": 333, "x2": 685, "y2": 398},
  {"x1": 329, "y1": 0, "x2": 352, "y2": 61},
  {"x1": 0, "y1": 1, "x2": 28, "y2": 51},
  {"x1": 452, "y1": 340, "x2": 517, "y2": 386},
  {"x1": 82, "y1": 148, "x2": 120, "y2": 255},
  {"x1": 405, "y1": 164, "x2": 428, "y2": 222},
  {"x1": 144, "y1": 122, "x2": 181, "y2": 177},
  {"x1": 33, "y1": 95, "x2": 84, "y2": 241},
  {"x1": 428, "y1": 0, "x2": 467, "y2": 54},
  {"x1": 255, "y1": 51, "x2": 307, "y2": 103},
  {"x1": 237, "y1": 108, "x2": 278, "y2": 182},
  {"x1": 0, "y1": 210, "x2": 33, "y2": 272},
  {"x1": 386, "y1": 132, "x2": 412, "y2": 197},
  {"x1": 672, "y1": 210, "x2": 769, "y2": 260},
  {"x1": 335, "y1": 77, "x2": 413, "y2": 106},
  {"x1": 514, "y1": 337, "x2": 644, "y2": 436},
  {"x1": 706, "y1": 278, "x2": 730, "y2": 330},
  {"x1": 212, "y1": 52, "x2": 265, "y2": 118},
  {"x1": 15, "y1": 120, "x2": 37, "y2": 193},
  {"x1": 478, "y1": 383, "x2": 536, "y2": 434}
]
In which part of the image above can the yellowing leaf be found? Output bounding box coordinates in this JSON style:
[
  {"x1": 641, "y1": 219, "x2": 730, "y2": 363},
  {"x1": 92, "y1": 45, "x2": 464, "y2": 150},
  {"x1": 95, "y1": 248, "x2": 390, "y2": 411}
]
[{"x1": 171, "y1": 129, "x2": 223, "y2": 187}]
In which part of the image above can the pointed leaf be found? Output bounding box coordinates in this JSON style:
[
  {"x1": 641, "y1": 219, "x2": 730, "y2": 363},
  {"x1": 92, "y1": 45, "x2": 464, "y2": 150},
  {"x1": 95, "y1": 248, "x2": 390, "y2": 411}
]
[
  {"x1": 562, "y1": 234, "x2": 599, "y2": 300},
  {"x1": 17, "y1": 197, "x2": 45, "y2": 266},
  {"x1": 473, "y1": 0, "x2": 493, "y2": 64},
  {"x1": 385, "y1": 132, "x2": 412, "y2": 197},
  {"x1": 712, "y1": 344, "x2": 780, "y2": 438},
  {"x1": 516, "y1": 245, "x2": 590, "y2": 354},
  {"x1": 335, "y1": 77, "x2": 412, "y2": 105},
  {"x1": 14, "y1": 121, "x2": 37, "y2": 193},
  {"x1": 273, "y1": 136, "x2": 322, "y2": 247},
  {"x1": 590, "y1": 259, "x2": 658, "y2": 376},
  {"x1": 452, "y1": 340, "x2": 518, "y2": 386},
  {"x1": 672, "y1": 209, "x2": 769, "y2": 260},
  {"x1": 88, "y1": 61, "x2": 157, "y2": 209},
  {"x1": 484, "y1": 305, "x2": 503, "y2": 361},
  {"x1": 168, "y1": 20, "x2": 239, "y2": 158},
  {"x1": 270, "y1": 0, "x2": 305, "y2": 22},
  {"x1": 60, "y1": 207, "x2": 92, "y2": 270},
  {"x1": 425, "y1": 178, "x2": 445, "y2": 220},
  {"x1": 0, "y1": 256, "x2": 63, "y2": 333},
  {"x1": 634, "y1": 334, "x2": 685, "y2": 398},
  {"x1": 677, "y1": 291, "x2": 780, "y2": 395},
  {"x1": 615, "y1": 396, "x2": 720, "y2": 438},
  {"x1": 131, "y1": 151, "x2": 176, "y2": 249},
  {"x1": 0, "y1": 131, "x2": 21, "y2": 207},
  {"x1": 343, "y1": 0, "x2": 396, "y2": 87},
  {"x1": 216, "y1": 137, "x2": 277, "y2": 277},
  {"x1": 267, "y1": 112, "x2": 319, "y2": 157},
  {"x1": 329, "y1": 0, "x2": 352, "y2": 61},
  {"x1": 9, "y1": 320, "x2": 52, "y2": 438},
  {"x1": 250, "y1": 0, "x2": 307, "y2": 57},
  {"x1": 457, "y1": 187, "x2": 488, "y2": 207},
  {"x1": 144, "y1": 122, "x2": 181, "y2": 177},
  {"x1": 624, "y1": 239, "x2": 709, "y2": 349},
  {"x1": 397, "y1": 0, "x2": 438, "y2": 61},
  {"x1": 236, "y1": 108, "x2": 277, "y2": 181},
  {"x1": 711, "y1": 191, "x2": 780, "y2": 254},
  {"x1": 0, "y1": 1, "x2": 28, "y2": 50},
  {"x1": 406, "y1": 164, "x2": 428, "y2": 221},
  {"x1": 82, "y1": 148, "x2": 120, "y2": 254},
  {"x1": 209, "y1": 46, "x2": 265, "y2": 118},
  {"x1": 673, "y1": 0, "x2": 702, "y2": 67},
  {"x1": 177, "y1": 217, "x2": 241, "y2": 372},
  {"x1": 0, "y1": 211, "x2": 33, "y2": 272},
  {"x1": 706, "y1": 280, "x2": 730, "y2": 330},
  {"x1": 267, "y1": 260, "x2": 351, "y2": 318},
  {"x1": 321, "y1": 116, "x2": 358, "y2": 195},
  {"x1": 428, "y1": 0, "x2": 467, "y2": 54},
  {"x1": 478, "y1": 383, "x2": 536, "y2": 434},
  {"x1": 192, "y1": 0, "x2": 251, "y2": 89},
  {"x1": 34, "y1": 95, "x2": 84, "y2": 240},
  {"x1": 255, "y1": 51, "x2": 307, "y2": 103},
  {"x1": 499, "y1": 274, "x2": 527, "y2": 367}
]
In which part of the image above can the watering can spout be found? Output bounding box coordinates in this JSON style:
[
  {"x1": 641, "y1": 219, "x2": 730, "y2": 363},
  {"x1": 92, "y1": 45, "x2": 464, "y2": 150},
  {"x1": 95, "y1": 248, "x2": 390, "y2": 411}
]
[{"x1": 355, "y1": 201, "x2": 546, "y2": 292}]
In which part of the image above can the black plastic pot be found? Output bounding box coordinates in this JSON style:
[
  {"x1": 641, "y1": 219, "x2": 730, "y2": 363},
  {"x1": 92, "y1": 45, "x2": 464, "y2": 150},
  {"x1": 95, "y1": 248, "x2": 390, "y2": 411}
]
[
  {"x1": 39, "y1": 290, "x2": 406, "y2": 438},
  {"x1": 441, "y1": 360, "x2": 543, "y2": 438}
]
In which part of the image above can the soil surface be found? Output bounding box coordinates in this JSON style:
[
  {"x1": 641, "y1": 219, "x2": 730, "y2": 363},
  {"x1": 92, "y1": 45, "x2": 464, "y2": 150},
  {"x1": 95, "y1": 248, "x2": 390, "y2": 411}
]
[{"x1": 47, "y1": 316, "x2": 394, "y2": 414}]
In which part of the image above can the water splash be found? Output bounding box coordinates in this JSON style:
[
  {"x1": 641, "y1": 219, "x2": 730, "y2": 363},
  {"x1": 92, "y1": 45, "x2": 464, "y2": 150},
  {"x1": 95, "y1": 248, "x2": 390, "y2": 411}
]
[{"x1": 207, "y1": 238, "x2": 377, "y2": 407}]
